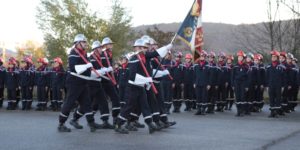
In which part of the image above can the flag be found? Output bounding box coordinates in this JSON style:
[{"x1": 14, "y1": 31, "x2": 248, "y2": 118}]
[{"x1": 177, "y1": 0, "x2": 203, "y2": 60}]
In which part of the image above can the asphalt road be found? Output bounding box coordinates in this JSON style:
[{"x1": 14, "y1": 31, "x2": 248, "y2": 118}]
[{"x1": 0, "y1": 104, "x2": 300, "y2": 150}]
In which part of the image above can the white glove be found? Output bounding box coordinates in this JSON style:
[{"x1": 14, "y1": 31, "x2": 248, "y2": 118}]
[
  {"x1": 90, "y1": 71, "x2": 98, "y2": 78},
  {"x1": 97, "y1": 68, "x2": 107, "y2": 76},
  {"x1": 85, "y1": 63, "x2": 93, "y2": 69},
  {"x1": 162, "y1": 70, "x2": 170, "y2": 75},
  {"x1": 134, "y1": 74, "x2": 153, "y2": 85},
  {"x1": 75, "y1": 63, "x2": 93, "y2": 74},
  {"x1": 152, "y1": 69, "x2": 164, "y2": 78},
  {"x1": 106, "y1": 66, "x2": 113, "y2": 72},
  {"x1": 145, "y1": 83, "x2": 151, "y2": 90}
]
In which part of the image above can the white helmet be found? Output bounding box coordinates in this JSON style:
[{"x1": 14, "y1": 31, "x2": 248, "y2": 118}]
[
  {"x1": 91, "y1": 40, "x2": 101, "y2": 50},
  {"x1": 149, "y1": 38, "x2": 157, "y2": 45},
  {"x1": 133, "y1": 39, "x2": 148, "y2": 47},
  {"x1": 102, "y1": 37, "x2": 114, "y2": 45},
  {"x1": 73, "y1": 34, "x2": 87, "y2": 43},
  {"x1": 141, "y1": 35, "x2": 151, "y2": 44}
]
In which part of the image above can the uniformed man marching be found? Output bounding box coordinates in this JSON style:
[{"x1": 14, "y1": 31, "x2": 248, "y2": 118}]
[
  {"x1": 89, "y1": 40, "x2": 114, "y2": 129},
  {"x1": 118, "y1": 55, "x2": 130, "y2": 109},
  {"x1": 57, "y1": 34, "x2": 102, "y2": 132},
  {"x1": 100, "y1": 37, "x2": 121, "y2": 125},
  {"x1": 115, "y1": 38, "x2": 172, "y2": 134}
]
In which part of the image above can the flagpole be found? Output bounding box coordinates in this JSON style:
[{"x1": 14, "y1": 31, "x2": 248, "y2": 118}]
[{"x1": 170, "y1": 33, "x2": 177, "y2": 44}]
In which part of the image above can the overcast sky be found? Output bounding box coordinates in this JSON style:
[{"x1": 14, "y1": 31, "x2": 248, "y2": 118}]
[{"x1": 0, "y1": 0, "x2": 294, "y2": 49}]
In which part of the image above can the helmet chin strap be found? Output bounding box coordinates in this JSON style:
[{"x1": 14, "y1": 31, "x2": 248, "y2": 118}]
[
  {"x1": 79, "y1": 42, "x2": 85, "y2": 51},
  {"x1": 75, "y1": 41, "x2": 85, "y2": 51}
]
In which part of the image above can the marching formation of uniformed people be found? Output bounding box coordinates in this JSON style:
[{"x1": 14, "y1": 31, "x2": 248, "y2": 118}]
[{"x1": 0, "y1": 33, "x2": 300, "y2": 134}]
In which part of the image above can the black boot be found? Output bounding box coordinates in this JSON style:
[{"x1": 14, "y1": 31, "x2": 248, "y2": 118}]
[
  {"x1": 285, "y1": 104, "x2": 292, "y2": 113},
  {"x1": 132, "y1": 120, "x2": 145, "y2": 128},
  {"x1": 26, "y1": 100, "x2": 32, "y2": 110},
  {"x1": 268, "y1": 110, "x2": 279, "y2": 118},
  {"x1": 206, "y1": 105, "x2": 215, "y2": 114},
  {"x1": 154, "y1": 122, "x2": 164, "y2": 131},
  {"x1": 192, "y1": 101, "x2": 197, "y2": 109},
  {"x1": 58, "y1": 124, "x2": 71, "y2": 132},
  {"x1": 57, "y1": 100, "x2": 63, "y2": 110},
  {"x1": 42, "y1": 103, "x2": 47, "y2": 111},
  {"x1": 11, "y1": 101, "x2": 17, "y2": 110},
  {"x1": 100, "y1": 120, "x2": 114, "y2": 129},
  {"x1": 50, "y1": 101, "x2": 57, "y2": 111},
  {"x1": 173, "y1": 107, "x2": 180, "y2": 113},
  {"x1": 166, "y1": 121, "x2": 176, "y2": 127},
  {"x1": 88, "y1": 122, "x2": 102, "y2": 132},
  {"x1": 229, "y1": 101, "x2": 234, "y2": 110},
  {"x1": 235, "y1": 105, "x2": 244, "y2": 117},
  {"x1": 6, "y1": 102, "x2": 12, "y2": 110},
  {"x1": 69, "y1": 119, "x2": 83, "y2": 129},
  {"x1": 221, "y1": 102, "x2": 226, "y2": 112},
  {"x1": 224, "y1": 101, "x2": 229, "y2": 110},
  {"x1": 277, "y1": 108, "x2": 285, "y2": 116},
  {"x1": 146, "y1": 122, "x2": 157, "y2": 134},
  {"x1": 115, "y1": 124, "x2": 129, "y2": 134},
  {"x1": 194, "y1": 107, "x2": 202, "y2": 115},
  {"x1": 0, "y1": 98, "x2": 3, "y2": 108},
  {"x1": 165, "y1": 108, "x2": 170, "y2": 115},
  {"x1": 201, "y1": 106, "x2": 207, "y2": 115},
  {"x1": 184, "y1": 107, "x2": 191, "y2": 111},
  {"x1": 22, "y1": 100, "x2": 27, "y2": 110},
  {"x1": 245, "y1": 104, "x2": 251, "y2": 115},
  {"x1": 113, "y1": 117, "x2": 117, "y2": 126},
  {"x1": 35, "y1": 103, "x2": 42, "y2": 111},
  {"x1": 216, "y1": 104, "x2": 221, "y2": 112},
  {"x1": 125, "y1": 121, "x2": 138, "y2": 131}
]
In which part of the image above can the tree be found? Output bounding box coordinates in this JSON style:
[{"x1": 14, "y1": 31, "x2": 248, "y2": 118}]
[
  {"x1": 233, "y1": 0, "x2": 292, "y2": 56},
  {"x1": 36, "y1": 0, "x2": 132, "y2": 64},
  {"x1": 280, "y1": 0, "x2": 300, "y2": 57},
  {"x1": 280, "y1": 0, "x2": 300, "y2": 16},
  {"x1": 105, "y1": 0, "x2": 134, "y2": 56},
  {"x1": 16, "y1": 40, "x2": 46, "y2": 64}
]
